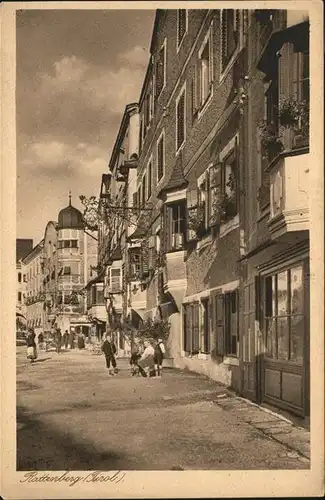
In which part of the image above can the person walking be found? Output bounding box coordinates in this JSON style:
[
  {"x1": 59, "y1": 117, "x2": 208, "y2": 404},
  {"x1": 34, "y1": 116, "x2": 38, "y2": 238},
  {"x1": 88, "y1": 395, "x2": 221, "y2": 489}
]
[
  {"x1": 138, "y1": 339, "x2": 155, "y2": 377},
  {"x1": 63, "y1": 330, "x2": 69, "y2": 349},
  {"x1": 101, "y1": 334, "x2": 117, "y2": 376},
  {"x1": 154, "y1": 338, "x2": 166, "y2": 377},
  {"x1": 69, "y1": 330, "x2": 75, "y2": 349},
  {"x1": 26, "y1": 329, "x2": 37, "y2": 363},
  {"x1": 37, "y1": 331, "x2": 45, "y2": 351},
  {"x1": 55, "y1": 328, "x2": 62, "y2": 354}
]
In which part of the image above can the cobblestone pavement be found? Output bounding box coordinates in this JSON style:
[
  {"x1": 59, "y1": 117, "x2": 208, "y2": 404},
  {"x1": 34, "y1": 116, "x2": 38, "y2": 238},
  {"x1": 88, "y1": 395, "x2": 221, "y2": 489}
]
[{"x1": 16, "y1": 346, "x2": 310, "y2": 470}]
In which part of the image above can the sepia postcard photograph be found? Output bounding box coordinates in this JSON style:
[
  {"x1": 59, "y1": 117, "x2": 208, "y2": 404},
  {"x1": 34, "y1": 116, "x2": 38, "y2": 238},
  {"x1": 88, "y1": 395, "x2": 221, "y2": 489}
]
[{"x1": 1, "y1": 1, "x2": 324, "y2": 498}]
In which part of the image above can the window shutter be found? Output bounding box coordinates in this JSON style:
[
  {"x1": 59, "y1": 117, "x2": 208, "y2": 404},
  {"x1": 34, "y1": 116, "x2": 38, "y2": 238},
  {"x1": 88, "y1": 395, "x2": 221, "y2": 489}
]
[
  {"x1": 192, "y1": 302, "x2": 200, "y2": 354},
  {"x1": 215, "y1": 293, "x2": 225, "y2": 356},
  {"x1": 176, "y1": 91, "x2": 185, "y2": 150},
  {"x1": 161, "y1": 204, "x2": 170, "y2": 253},
  {"x1": 111, "y1": 268, "x2": 121, "y2": 293},
  {"x1": 141, "y1": 240, "x2": 149, "y2": 276},
  {"x1": 183, "y1": 305, "x2": 192, "y2": 352},
  {"x1": 278, "y1": 42, "x2": 294, "y2": 101},
  {"x1": 255, "y1": 275, "x2": 261, "y2": 323},
  {"x1": 221, "y1": 10, "x2": 227, "y2": 70},
  {"x1": 209, "y1": 291, "x2": 217, "y2": 352},
  {"x1": 191, "y1": 64, "x2": 198, "y2": 118},
  {"x1": 155, "y1": 45, "x2": 165, "y2": 99},
  {"x1": 186, "y1": 188, "x2": 198, "y2": 241},
  {"x1": 209, "y1": 163, "x2": 223, "y2": 226},
  {"x1": 157, "y1": 135, "x2": 164, "y2": 181}
]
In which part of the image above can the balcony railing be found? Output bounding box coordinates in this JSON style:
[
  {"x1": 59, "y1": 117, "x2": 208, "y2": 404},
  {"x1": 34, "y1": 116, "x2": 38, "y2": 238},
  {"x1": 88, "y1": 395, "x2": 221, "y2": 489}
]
[{"x1": 57, "y1": 275, "x2": 81, "y2": 284}]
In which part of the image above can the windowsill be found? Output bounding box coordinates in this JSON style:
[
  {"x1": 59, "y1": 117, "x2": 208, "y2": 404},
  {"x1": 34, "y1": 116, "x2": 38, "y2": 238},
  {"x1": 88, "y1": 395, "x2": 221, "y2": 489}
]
[
  {"x1": 223, "y1": 356, "x2": 239, "y2": 367},
  {"x1": 197, "y1": 89, "x2": 213, "y2": 121},
  {"x1": 219, "y1": 214, "x2": 239, "y2": 238},
  {"x1": 219, "y1": 46, "x2": 240, "y2": 84},
  {"x1": 176, "y1": 141, "x2": 186, "y2": 157}
]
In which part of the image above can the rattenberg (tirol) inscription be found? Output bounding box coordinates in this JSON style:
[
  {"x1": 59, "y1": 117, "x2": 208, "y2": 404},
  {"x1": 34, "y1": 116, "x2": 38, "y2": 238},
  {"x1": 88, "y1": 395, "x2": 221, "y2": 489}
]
[{"x1": 20, "y1": 470, "x2": 126, "y2": 487}]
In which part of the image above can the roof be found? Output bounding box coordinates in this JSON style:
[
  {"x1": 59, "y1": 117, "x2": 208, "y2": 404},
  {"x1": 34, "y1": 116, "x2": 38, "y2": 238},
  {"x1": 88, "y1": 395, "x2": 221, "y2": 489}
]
[
  {"x1": 157, "y1": 151, "x2": 188, "y2": 199},
  {"x1": 108, "y1": 102, "x2": 139, "y2": 174},
  {"x1": 16, "y1": 239, "x2": 33, "y2": 263},
  {"x1": 21, "y1": 239, "x2": 44, "y2": 264},
  {"x1": 58, "y1": 197, "x2": 84, "y2": 230}
]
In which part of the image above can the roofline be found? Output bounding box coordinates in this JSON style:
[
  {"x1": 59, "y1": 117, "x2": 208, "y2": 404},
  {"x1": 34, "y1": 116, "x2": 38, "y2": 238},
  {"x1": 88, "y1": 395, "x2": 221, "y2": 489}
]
[
  {"x1": 108, "y1": 102, "x2": 139, "y2": 173},
  {"x1": 21, "y1": 239, "x2": 44, "y2": 264}
]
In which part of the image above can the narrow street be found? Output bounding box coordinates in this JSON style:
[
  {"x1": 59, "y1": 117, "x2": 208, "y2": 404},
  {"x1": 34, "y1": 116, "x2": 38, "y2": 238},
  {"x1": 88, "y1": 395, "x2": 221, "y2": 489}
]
[{"x1": 16, "y1": 346, "x2": 310, "y2": 471}]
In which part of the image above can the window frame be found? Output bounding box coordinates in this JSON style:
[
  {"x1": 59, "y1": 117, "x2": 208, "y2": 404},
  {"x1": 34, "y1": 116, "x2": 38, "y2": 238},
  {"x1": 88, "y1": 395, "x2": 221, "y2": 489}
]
[
  {"x1": 175, "y1": 82, "x2": 187, "y2": 155},
  {"x1": 156, "y1": 128, "x2": 165, "y2": 184},
  {"x1": 177, "y1": 9, "x2": 188, "y2": 52},
  {"x1": 155, "y1": 38, "x2": 167, "y2": 101},
  {"x1": 198, "y1": 21, "x2": 214, "y2": 115},
  {"x1": 147, "y1": 155, "x2": 153, "y2": 200},
  {"x1": 220, "y1": 9, "x2": 242, "y2": 82}
]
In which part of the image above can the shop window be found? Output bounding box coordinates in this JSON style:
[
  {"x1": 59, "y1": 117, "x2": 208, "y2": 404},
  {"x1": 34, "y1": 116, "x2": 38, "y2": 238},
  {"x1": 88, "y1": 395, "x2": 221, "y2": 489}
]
[
  {"x1": 176, "y1": 86, "x2": 186, "y2": 152},
  {"x1": 165, "y1": 201, "x2": 186, "y2": 252},
  {"x1": 177, "y1": 10, "x2": 187, "y2": 48},
  {"x1": 183, "y1": 302, "x2": 200, "y2": 355},
  {"x1": 221, "y1": 9, "x2": 240, "y2": 72},
  {"x1": 264, "y1": 264, "x2": 304, "y2": 364},
  {"x1": 157, "y1": 131, "x2": 165, "y2": 182}
]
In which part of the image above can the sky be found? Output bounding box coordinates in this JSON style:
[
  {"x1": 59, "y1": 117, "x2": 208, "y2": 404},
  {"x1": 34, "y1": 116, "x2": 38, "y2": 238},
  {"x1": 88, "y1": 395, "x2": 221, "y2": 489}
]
[{"x1": 16, "y1": 8, "x2": 155, "y2": 244}]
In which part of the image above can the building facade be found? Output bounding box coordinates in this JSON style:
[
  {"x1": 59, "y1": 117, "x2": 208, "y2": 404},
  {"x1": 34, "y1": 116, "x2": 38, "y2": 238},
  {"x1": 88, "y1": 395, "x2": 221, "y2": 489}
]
[
  {"x1": 22, "y1": 240, "x2": 44, "y2": 334},
  {"x1": 96, "y1": 8, "x2": 310, "y2": 417},
  {"x1": 42, "y1": 197, "x2": 97, "y2": 336},
  {"x1": 16, "y1": 238, "x2": 33, "y2": 325}
]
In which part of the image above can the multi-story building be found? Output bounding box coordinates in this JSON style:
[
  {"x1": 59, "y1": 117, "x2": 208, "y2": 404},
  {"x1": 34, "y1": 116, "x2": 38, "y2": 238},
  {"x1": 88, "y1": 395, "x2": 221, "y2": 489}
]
[
  {"x1": 240, "y1": 9, "x2": 310, "y2": 417},
  {"x1": 42, "y1": 196, "x2": 97, "y2": 336},
  {"x1": 16, "y1": 238, "x2": 33, "y2": 325},
  {"x1": 96, "y1": 9, "x2": 310, "y2": 417},
  {"x1": 21, "y1": 240, "x2": 44, "y2": 334},
  {"x1": 98, "y1": 102, "x2": 142, "y2": 356}
]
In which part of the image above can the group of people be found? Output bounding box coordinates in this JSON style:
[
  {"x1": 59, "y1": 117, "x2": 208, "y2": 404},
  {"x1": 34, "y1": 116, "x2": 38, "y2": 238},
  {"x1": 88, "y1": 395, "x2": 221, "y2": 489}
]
[
  {"x1": 101, "y1": 334, "x2": 166, "y2": 378},
  {"x1": 24, "y1": 326, "x2": 86, "y2": 362}
]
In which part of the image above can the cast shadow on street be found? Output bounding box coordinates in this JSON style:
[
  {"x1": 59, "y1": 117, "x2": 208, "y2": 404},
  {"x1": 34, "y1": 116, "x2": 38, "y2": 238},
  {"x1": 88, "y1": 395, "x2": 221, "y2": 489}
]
[{"x1": 16, "y1": 407, "x2": 131, "y2": 471}]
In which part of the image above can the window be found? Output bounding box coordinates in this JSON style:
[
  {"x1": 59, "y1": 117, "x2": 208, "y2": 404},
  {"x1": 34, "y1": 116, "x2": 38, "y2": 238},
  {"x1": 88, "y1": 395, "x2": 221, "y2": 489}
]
[
  {"x1": 165, "y1": 201, "x2": 186, "y2": 252},
  {"x1": 63, "y1": 266, "x2": 71, "y2": 275},
  {"x1": 199, "y1": 26, "x2": 213, "y2": 106},
  {"x1": 176, "y1": 86, "x2": 186, "y2": 152},
  {"x1": 129, "y1": 248, "x2": 141, "y2": 279},
  {"x1": 201, "y1": 298, "x2": 210, "y2": 354},
  {"x1": 147, "y1": 159, "x2": 152, "y2": 199},
  {"x1": 18, "y1": 272, "x2": 22, "y2": 283},
  {"x1": 177, "y1": 10, "x2": 187, "y2": 48},
  {"x1": 18, "y1": 292, "x2": 22, "y2": 302},
  {"x1": 144, "y1": 79, "x2": 154, "y2": 132},
  {"x1": 225, "y1": 291, "x2": 238, "y2": 355},
  {"x1": 105, "y1": 268, "x2": 122, "y2": 294},
  {"x1": 155, "y1": 40, "x2": 166, "y2": 99},
  {"x1": 58, "y1": 239, "x2": 78, "y2": 249},
  {"x1": 221, "y1": 9, "x2": 240, "y2": 72},
  {"x1": 141, "y1": 174, "x2": 146, "y2": 207},
  {"x1": 183, "y1": 302, "x2": 200, "y2": 355},
  {"x1": 157, "y1": 131, "x2": 165, "y2": 182},
  {"x1": 23, "y1": 274, "x2": 27, "y2": 283},
  {"x1": 264, "y1": 264, "x2": 305, "y2": 364},
  {"x1": 139, "y1": 116, "x2": 143, "y2": 153}
]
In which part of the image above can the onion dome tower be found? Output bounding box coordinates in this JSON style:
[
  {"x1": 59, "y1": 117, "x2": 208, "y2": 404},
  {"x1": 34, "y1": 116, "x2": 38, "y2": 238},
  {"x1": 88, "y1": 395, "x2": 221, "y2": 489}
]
[{"x1": 58, "y1": 192, "x2": 84, "y2": 230}]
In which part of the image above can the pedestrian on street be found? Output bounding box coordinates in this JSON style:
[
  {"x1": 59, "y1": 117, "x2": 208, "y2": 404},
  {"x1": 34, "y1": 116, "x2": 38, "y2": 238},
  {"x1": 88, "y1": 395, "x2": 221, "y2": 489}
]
[
  {"x1": 26, "y1": 329, "x2": 37, "y2": 363},
  {"x1": 129, "y1": 343, "x2": 142, "y2": 376},
  {"x1": 63, "y1": 330, "x2": 69, "y2": 349},
  {"x1": 37, "y1": 331, "x2": 45, "y2": 351},
  {"x1": 69, "y1": 330, "x2": 75, "y2": 349},
  {"x1": 154, "y1": 337, "x2": 166, "y2": 377},
  {"x1": 55, "y1": 328, "x2": 62, "y2": 354},
  {"x1": 101, "y1": 334, "x2": 117, "y2": 376},
  {"x1": 138, "y1": 339, "x2": 155, "y2": 377}
]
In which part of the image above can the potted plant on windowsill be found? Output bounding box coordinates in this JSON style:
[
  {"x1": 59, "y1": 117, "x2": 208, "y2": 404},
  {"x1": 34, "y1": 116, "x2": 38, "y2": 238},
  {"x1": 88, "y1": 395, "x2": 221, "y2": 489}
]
[
  {"x1": 278, "y1": 98, "x2": 309, "y2": 150},
  {"x1": 188, "y1": 205, "x2": 206, "y2": 239},
  {"x1": 259, "y1": 121, "x2": 284, "y2": 159}
]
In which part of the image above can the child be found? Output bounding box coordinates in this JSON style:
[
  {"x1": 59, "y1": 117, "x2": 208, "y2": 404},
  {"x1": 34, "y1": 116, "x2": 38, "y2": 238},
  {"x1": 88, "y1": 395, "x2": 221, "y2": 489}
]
[
  {"x1": 129, "y1": 344, "x2": 141, "y2": 376},
  {"x1": 154, "y1": 338, "x2": 166, "y2": 377},
  {"x1": 101, "y1": 334, "x2": 118, "y2": 375}
]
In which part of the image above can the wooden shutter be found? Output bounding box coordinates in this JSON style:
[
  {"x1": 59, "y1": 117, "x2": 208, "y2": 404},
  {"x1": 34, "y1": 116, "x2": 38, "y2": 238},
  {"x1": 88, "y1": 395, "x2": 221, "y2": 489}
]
[
  {"x1": 209, "y1": 291, "x2": 217, "y2": 353},
  {"x1": 183, "y1": 305, "x2": 192, "y2": 352},
  {"x1": 177, "y1": 91, "x2": 185, "y2": 150},
  {"x1": 148, "y1": 235, "x2": 157, "y2": 270},
  {"x1": 186, "y1": 188, "x2": 198, "y2": 241},
  {"x1": 192, "y1": 302, "x2": 200, "y2": 354},
  {"x1": 157, "y1": 135, "x2": 164, "y2": 181},
  {"x1": 147, "y1": 161, "x2": 152, "y2": 199},
  {"x1": 255, "y1": 274, "x2": 261, "y2": 323},
  {"x1": 209, "y1": 163, "x2": 223, "y2": 227},
  {"x1": 140, "y1": 239, "x2": 149, "y2": 276},
  {"x1": 111, "y1": 268, "x2": 121, "y2": 293},
  {"x1": 215, "y1": 293, "x2": 225, "y2": 356},
  {"x1": 191, "y1": 64, "x2": 198, "y2": 118}
]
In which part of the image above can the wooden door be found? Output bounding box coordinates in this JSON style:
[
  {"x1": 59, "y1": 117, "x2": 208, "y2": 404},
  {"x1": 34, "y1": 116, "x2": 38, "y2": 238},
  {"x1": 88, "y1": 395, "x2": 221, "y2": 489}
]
[{"x1": 240, "y1": 282, "x2": 258, "y2": 401}]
